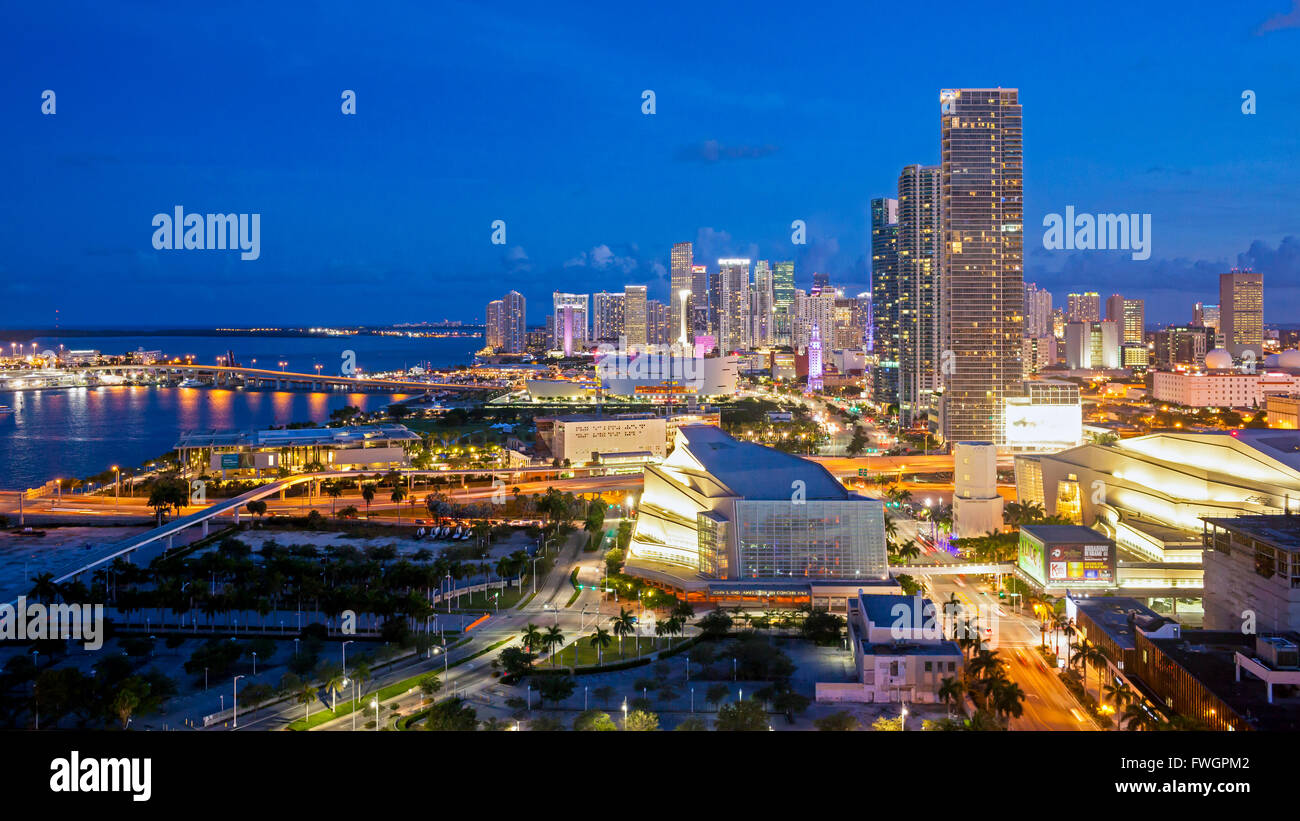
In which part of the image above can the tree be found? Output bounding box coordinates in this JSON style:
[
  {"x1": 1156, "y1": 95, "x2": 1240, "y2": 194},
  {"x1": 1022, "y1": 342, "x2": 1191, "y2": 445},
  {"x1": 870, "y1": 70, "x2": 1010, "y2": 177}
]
[
  {"x1": 418, "y1": 674, "x2": 443, "y2": 703},
  {"x1": 324, "y1": 674, "x2": 346, "y2": 712},
  {"x1": 1103, "y1": 681, "x2": 1136, "y2": 712},
  {"x1": 714, "y1": 699, "x2": 769, "y2": 731},
  {"x1": 573, "y1": 709, "x2": 618, "y2": 731},
  {"x1": 814, "y1": 711, "x2": 859, "y2": 731},
  {"x1": 424, "y1": 697, "x2": 478, "y2": 731},
  {"x1": 543, "y1": 625, "x2": 565, "y2": 666},
  {"x1": 322, "y1": 480, "x2": 343, "y2": 515},
  {"x1": 519, "y1": 623, "x2": 543, "y2": 657},
  {"x1": 361, "y1": 483, "x2": 376, "y2": 517},
  {"x1": 244, "y1": 499, "x2": 268, "y2": 525},
  {"x1": 296, "y1": 683, "x2": 317, "y2": 722},
  {"x1": 535, "y1": 675, "x2": 575, "y2": 707},
  {"x1": 592, "y1": 685, "x2": 615, "y2": 708},
  {"x1": 705, "y1": 683, "x2": 730, "y2": 711},
  {"x1": 1121, "y1": 702, "x2": 1158, "y2": 731},
  {"x1": 147, "y1": 477, "x2": 189, "y2": 525},
  {"x1": 111, "y1": 687, "x2": 140, "y2": 729},
  {"x1": 938, "y1": 676, "x2": 967, "y2": 717},
  {"x1": 674, "y1": 716, "x2": 709, "y2": 731},
  {"x1": 799, "y1": 609, "x2": 844, "y2": 646},
  {"x1": 610, "y1": 608, "x2": 635, "y2": 655},
  {"x1": 696, "y1": 609, "x2": 733, "y2": 638},
  {"x1": 391, "y1": 486, "x2": 407, "y2": 523},
  {"x1": 528, "y1": 716, "x2": 565, "y2": 732},
  {"x1": 872, "y1": 715, "x2": 904, "y2": 731},
  {"x1": 846, "y1": 426, "x2": 869, "y2": 456},
  {"x1": 624, "y1": 709, "x2": 660, "y2": 731},
  {"x1": 589, "y1": 627, "x2": 613, "y2": 666}
]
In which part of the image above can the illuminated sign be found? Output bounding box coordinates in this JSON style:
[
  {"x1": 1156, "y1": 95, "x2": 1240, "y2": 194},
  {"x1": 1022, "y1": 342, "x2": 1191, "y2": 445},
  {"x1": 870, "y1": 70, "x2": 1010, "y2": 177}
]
[{"x1": 1004, "y1": 401, "x2": 1082, "y2": 448}]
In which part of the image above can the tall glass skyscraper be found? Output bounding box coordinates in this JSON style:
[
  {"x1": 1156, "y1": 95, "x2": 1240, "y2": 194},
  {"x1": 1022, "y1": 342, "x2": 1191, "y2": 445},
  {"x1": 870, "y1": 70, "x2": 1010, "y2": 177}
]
[
  {"x1": 773, "y1": 260, "x2": 795, "y2": 346},
  {"x1": 940, "y1": 88, "x2": 1024, "y2": 444},
  {"x1": 1220, "y1": 270, "x2": 1263, "y2": 357},
  {"x1": 623, "y1": 285, "x2": 648, "y2": 347},
  {"x1": 897, "y1": 164, "x2": 942, "y2": 425},
  {"x1": 670, "y1": 242, "x2": 694, "y2": 343},
  {"x1": 718, "y1": 258, "x2": 752, "y2": 352},
  {"x1": 870, "y1": 197, "x2": 900, "y2": 404}
]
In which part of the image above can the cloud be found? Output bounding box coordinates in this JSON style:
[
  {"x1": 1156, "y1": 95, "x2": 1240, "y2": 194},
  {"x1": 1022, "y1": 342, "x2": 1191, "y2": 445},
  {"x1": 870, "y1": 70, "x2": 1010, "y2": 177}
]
[
  {"x1": 563, "y1": 243, "x2": 640, "y2": 274},
  {"x1": 1256, "y1": 0, "x2": 1300, "y2": 34},
  {"x1": 502, "y1": 245, "x2": 531, "y2": 273},
  {"x1": 675, "y1": 140, "x2": 779, "y2": 164}
]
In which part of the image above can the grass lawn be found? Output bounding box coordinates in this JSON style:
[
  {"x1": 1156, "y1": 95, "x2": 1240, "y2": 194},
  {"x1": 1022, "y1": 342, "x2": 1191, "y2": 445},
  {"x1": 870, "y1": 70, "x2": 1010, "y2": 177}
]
[
  {"x1": 546, "y1": 633, "x2": 689, "y2": 668},
  {"x1": 287, "y1": 635, "x2": 511, "y2": 731},
  {"x1": 437, "y1": 584, "x2": 526, "y2": 613}
]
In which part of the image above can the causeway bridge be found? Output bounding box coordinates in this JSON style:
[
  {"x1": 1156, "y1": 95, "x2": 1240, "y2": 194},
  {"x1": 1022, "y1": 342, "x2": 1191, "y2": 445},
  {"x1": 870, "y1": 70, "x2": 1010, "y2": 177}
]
[{"x1": 76, "y1": 364, "x2": 497, "y2": 393}]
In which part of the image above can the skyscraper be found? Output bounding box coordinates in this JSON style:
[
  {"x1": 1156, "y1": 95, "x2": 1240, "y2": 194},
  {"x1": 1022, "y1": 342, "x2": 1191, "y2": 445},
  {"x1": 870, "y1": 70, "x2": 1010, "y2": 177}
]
[
  {"x1": 718, "y1": 258, "x2": 752, "y2": 352},
  {"x1": 812, "y1": 272, "x2": 831, "y2": 294},
  {"x1": 551, "y1": 292, "x2": 589, "y2": 348},
  {"x1": 1024, "y1": 283, "x2": 1052, "y2": 337},
  {"x1": 593, "y1": 291, "x2": 625, "y2": 342},
  {"x1": 897, "y1": 164, "x2": 942, "y2": 424},
  {"x1": 502, "y1": 290, "x2": 527, "y2": 353},
  {"x1": 751, "y1": 260, "x2": 774, "y2": 347},
  {"x1": 623, "y1": 285, "x2": 648, "y2": 347},
  {"x1": 1067, "y1": 292, "x2": 1101, "y2": 322},
  {"x1": 691, "y1": 264, "x2": 710, "y2": 337},
  {"x1": 939, "y1": 88, "x2": 1024, "y2": 444},
  {"x1": 807, "y1": 323, "x2": 824, "y2": 393},
  {"x1": 773, "y1": 260, "x2": 795, "y2": 346},
  {"x1": 647, "y1": 299, "x2": 670, "y2": 345},
  {"x1": 1220, "y1": 270, "x2": 1263, "y2": 357},
  {"x1": 485, "y1": 299, "x2": 504, "y2": 351},
  {"x1": 670, "y1": 242, "x2": 694, "y2": 344},
  {"x1": 870, "y1": 196, "x2": 900, "y2": 404},
  {"x1": 1121, "y1": 299, "x2": 1144, "y2": 345}
]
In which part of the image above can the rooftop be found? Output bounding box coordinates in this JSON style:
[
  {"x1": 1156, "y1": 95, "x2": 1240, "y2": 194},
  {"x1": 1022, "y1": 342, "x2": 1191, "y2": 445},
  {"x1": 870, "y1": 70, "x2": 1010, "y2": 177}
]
[
  {"x1": 1203, "y1": 515, "x2": 1300, "y2": 551},
  {"x1": 671, "y1": 425, "x2": 852, "y2": 500},
  {"x1": 175, "y1": 424, "x2": 420, "y2": 450},
  {"x1": 1148, "y1": 630, "x2": 1300, "y2": 731},
  {"x1": 1071, "y1": 595, "x2": 1174, "y2": 650},
  {"x1": 1021, "y1": 524, "x2": 1113, "y2": 544}
]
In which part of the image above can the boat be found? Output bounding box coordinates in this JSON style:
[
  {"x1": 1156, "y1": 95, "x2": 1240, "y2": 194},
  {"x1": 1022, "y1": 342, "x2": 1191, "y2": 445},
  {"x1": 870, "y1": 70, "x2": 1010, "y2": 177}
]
[
  {"x1": 177, "y1": 378, "x2": 204, "y2": 388},
  {"x1": 0, "y1": 405, "x2": 12, "y2": 416}
]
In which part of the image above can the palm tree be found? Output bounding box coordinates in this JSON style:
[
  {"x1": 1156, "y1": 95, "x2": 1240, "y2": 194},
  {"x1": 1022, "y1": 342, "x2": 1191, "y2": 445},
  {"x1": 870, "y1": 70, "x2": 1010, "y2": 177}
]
[
  {"x1": 543, "y1": 625, "x2": 565, "y2": 666},
  {"x1": 989, "y1": 678, "x2": 1026, "y2": 723},
  {"x1": 520, "y1": 623, "x2": 543, "y2": 659},
  {"x1": 937, "y1": 676, "x2": 966, "y2": 717},
  {"x1": 323, "y1": 480, "x2": 343, "y2": 515},
  {"x1": 296, "y1": 683, "x2": 318, "y2": 721},
  {"x1": 351, "y1": 662, "x2": 372, "y2": 704},
  {"x1": 610, "y1": 607, "x2": 635, "y2": 656},
  {"x1": 325, "y1": 674, "x2": 346, "y2": 712},
  {"x1": 391, "y1": 486, "x2": 407, "y2": 523},
  {"x1": 1103, "y1": 680, "x2": 1136, "y2": 712},
  {"x1": 589, "y1": 627, "x2": 612, "y2": 666},
  {"x1": 1072, "y1": 639, "x2": 1108, "y2": 693},
  {"x1": 361, "y1": 483, "x2": 376, "y2": 517},
  {"x1": 1121, "y1": 702, "x2": 1158, "y2": 731},
  {"x1": 894, "y1": 539, "x2": 921, "y2": 563}
]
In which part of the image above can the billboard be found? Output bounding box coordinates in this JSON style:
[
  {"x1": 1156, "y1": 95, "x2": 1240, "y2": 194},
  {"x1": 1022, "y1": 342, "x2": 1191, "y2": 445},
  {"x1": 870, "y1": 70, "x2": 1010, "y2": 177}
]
[
  {"x1": 1004, "y1": 401, "x2": 1082, "y2": 449},
  {"x1": 1046, "y1": 542, "x2": 1115, "y2": 584},
  {"x1": 220, "y1": 453, "x2": 240, "y2": 469}
]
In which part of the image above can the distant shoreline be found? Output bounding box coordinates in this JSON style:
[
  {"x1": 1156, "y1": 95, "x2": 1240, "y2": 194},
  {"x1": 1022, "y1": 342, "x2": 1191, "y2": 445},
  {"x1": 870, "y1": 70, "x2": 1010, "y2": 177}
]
[{"x1": 0, "y1": 327, "x2": 483, "y2": 341}]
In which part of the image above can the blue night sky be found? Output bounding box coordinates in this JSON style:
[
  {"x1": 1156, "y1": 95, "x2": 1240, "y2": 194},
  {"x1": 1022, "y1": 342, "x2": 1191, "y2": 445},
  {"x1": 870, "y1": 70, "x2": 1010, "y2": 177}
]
[{"x1": 2, "y1": 0, "x2": 1299, "y2": 329}]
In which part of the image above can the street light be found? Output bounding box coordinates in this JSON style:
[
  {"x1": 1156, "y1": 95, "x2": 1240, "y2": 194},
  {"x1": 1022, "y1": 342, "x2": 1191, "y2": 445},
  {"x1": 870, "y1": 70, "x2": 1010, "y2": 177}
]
[
  {"x1": 342, "y1": 640, "x2": 354, "y2": 678},
  {"x1": 112, "y1": 466, "x2": 120, "y2": 512},
  {"x1": 370, "y1": 697, "x2": 379, "y2": 731},
  {"x1": 232, "y1": 675, "x2": 245, "y2": 728}
]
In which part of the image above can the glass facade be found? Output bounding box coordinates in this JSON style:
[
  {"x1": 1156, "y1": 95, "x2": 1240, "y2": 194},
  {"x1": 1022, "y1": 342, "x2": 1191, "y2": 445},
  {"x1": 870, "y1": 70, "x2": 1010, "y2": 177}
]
[{"x1": 734, "y1": 500, "x2": 887, "y2": 579}]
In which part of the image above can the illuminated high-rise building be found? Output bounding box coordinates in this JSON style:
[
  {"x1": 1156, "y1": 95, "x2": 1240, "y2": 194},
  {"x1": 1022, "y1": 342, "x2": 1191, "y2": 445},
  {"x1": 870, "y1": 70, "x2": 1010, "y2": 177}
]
[
  {"x1": 939, "y1": 87, "x2": 1024, "y2": 444},
  {"x1": 690, "y1": 264, "x2": 710, "y2": 337},
  {"x1": 871, "y1": 196, "x2": 900, "y2": 404},
  {"x1": 1024, "y1": 283, "x2": 1052, "y2": 338},
  {"x1": 897, "y1": 164, "x2": 942, "y2": 423},
  {"x1": 670, "y1": 242, "x2": 694, "y2": 343},
  {"x1": 1067, "y1": 292, "x2": 1101, "y2": 322},
  {"x1": 718, "y1": 258, "x2": 752, "y2": 352},
  {"x1": 485, "y1": 299, "x2": 504, "y2": 351},
  {"x1": 751, "y1": 260, "x2": 774, "y2": 347},
  {"x1": 501, "y1": 290, "x2": 527, "y2": 353},
  {"x1": 1220, "y1": 270, "x2": 1263, "y2": 357},
  {"x1": 593, "y1": 291, "x2": 625, "y2": 342},
  {"x1": 808, "y1": 323, "x2": 824, "y2": 393},
  {"x1": 551, "y1": 292, "x2": 589, "y2": 348},
  {"x1": 773, "y1": 261, "x2": 795, "y2": 346},
  {"x1": 623, "y1": 285, "x2": 648, "y2": 347}
]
